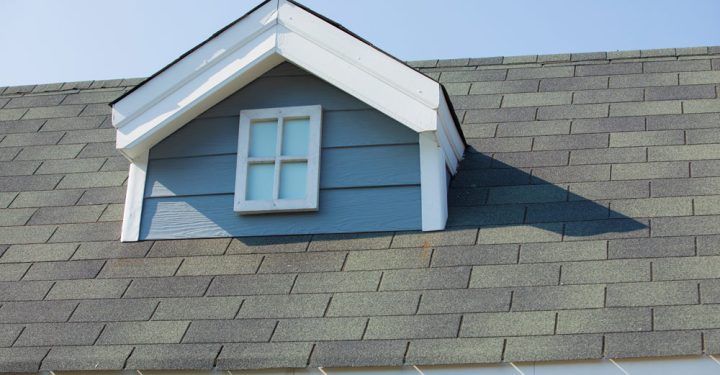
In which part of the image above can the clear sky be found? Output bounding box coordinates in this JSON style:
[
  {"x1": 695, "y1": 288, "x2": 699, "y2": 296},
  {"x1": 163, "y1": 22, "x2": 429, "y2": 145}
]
[{"x1": 1, "y1": 0, "x2": 719, "y2": 86}]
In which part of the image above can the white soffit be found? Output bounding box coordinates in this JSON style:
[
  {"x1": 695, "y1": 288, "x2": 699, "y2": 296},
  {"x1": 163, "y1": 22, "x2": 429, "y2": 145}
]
[{"x1": 110, "y1": 0, "x2": 464, "y2": 171}]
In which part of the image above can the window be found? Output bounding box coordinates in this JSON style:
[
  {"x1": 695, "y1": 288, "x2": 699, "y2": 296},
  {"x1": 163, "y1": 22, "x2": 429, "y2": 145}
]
[{"x1": 234, "y1": 105, "x2": 322, "y2": 214}]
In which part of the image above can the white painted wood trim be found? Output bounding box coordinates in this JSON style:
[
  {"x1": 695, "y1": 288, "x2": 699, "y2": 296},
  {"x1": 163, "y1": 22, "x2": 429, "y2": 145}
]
[
  {"x1": 234, "y1": 105, "x2": 322, "y2": 214},
  {"x1": 419, "y1": 132, "x2": 448, "y2": 231},
  {"x1": 276, "y1": 0, "x2": 440, "y2": 109},
  {"x1": 120, "y1": 151, "x2": 148, "y2": 242},
  {"x1": 276, "y1": 26, "x2": 437, "y2": 133}
]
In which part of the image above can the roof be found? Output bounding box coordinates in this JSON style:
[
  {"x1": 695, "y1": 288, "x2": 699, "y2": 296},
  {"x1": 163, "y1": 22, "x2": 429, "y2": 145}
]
[{"x1": 1, "y1": 45, "x2": 720, "y2": 372}]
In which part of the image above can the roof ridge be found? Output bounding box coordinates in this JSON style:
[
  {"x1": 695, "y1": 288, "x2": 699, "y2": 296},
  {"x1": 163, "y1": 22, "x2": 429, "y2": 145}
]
[{"x1": 408, "y1": 45, "x2": 720, "y2": 69}]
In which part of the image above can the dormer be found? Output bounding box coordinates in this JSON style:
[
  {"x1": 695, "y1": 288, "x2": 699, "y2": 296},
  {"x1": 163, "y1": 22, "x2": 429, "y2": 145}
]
[{"x1": 111, "y1": 0, "x2": 465, "y2": 242}]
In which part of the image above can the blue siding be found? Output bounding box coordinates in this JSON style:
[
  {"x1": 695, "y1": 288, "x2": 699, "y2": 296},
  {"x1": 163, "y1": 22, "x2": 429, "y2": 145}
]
[
  {"x1": 141, "y1": 62, "x2": 422, "y2": 239},
  {"x1": 141, "y1": 187, "x2": 421, "y2": 239}
]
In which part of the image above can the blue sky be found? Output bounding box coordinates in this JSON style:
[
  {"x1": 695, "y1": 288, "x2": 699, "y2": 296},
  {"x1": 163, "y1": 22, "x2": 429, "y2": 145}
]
[{"x1": 1, "y1": 0, "x2": 719, "y2": 86}]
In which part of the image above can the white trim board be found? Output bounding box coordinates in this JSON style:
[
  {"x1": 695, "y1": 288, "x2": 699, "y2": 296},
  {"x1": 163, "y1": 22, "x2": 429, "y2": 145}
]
[{"x1": 112, "y1": 0, "x2": 465, "y2": 240}]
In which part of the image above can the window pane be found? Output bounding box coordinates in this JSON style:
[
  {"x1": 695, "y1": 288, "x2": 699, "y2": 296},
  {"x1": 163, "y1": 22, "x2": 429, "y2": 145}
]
[
  {"x1": 249, "y1": 120, "x2": 277, "y2": 157},
  {"x1": 279, "y1": 162, "x2": 307, "y2": 199},
  {"x1": 246, "y1": 163, "x2": 275, "y2": 200},
  {"x1": 282, "y1": 117, "x2": 310, "y2": 156}
]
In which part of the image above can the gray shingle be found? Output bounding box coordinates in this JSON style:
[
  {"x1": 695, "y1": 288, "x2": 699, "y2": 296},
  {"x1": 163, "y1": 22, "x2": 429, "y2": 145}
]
[
  {"x1": 124, "y1": 276, "x2": 211, "y2": 298},
  {"x1": 391, "y1": 228, "x2": 477, "y2": 248},
  {"x1": 0, "y1": 280, "x2": 53, "y2": 301},
  {"x1": 0, "y1": 324, "x2": 24, "y2": 346},
  {"x1": 431, "y1": 244, "x2": 517, "y2": 267},
  {"x1": 22, "y1": 105, "x2": 85, "y2": 120},
  {"x1": 42, "y1": 345, "x2": 134, "y2": 371},
  {"x1": 610, "y1": 101, "x2": 682, "y2": 117},
  {"x1": 651, "y1": 176, "x2": 720, "y2": 197},
  {"x1": 57, "y1": 171, "x2": 126, "y2": 189},
  {"x1": 72, "y1": 240, "x2": 151, "y2": 260},
  {"x1": 513, "y1": 285, "x2": 605, "y2": 311},
  {"x1": 643, "y1": 59, "x2": 711, "y2": 73},
  {"x1": 76, "y1": 186, "x2": 126, "y2": 205},
  {"x1": 575, "y1": 62, "x2": 642, "y2": 76},
  {"x1": 449, "y1": 94, "x2": 501, "y2": 109},
  {"x1": 532, "y1": 164, "x2": 610, "y2": 183},
  {"x1": 537, "y1": 104, "x2": 608, "y2": 120},
  {"x1": 71, "y1": 299, "x2": 158, "y2": 322},
  {"x1": 507, "y1": 66, "x2": 574, "y2": 80},
  {"x1": 98, "y1": 321, "x2": 190, "y2": 344},
  {"x1": 259, "y1": 252, "x2": 345, "y2": 273},
  {"x1": 80, "y1": 103, "x2": 111, "y2": 116},
  {"x1": 238, "y1": 294, "x2": 330, "y2": 318},
  {"x1": 464, "y1": 107, "x2": 536, "y2": 123},
  {"x1": 557, "y1": 308, "x2": 651, "y2": 334},
  {"x1": 0, "y1": 347, "x2": 48, "y2": 372},
  {"x1": 153, "y1": 296, "x2": 242, "y2": 320},
  {"x1": 0, "y1": 208, "x2": 35, "y2": 226},
  {"x1": 606, "y1": 281, "x2": 699, "y2": 307},
  {"x1": 502, "y1": 92, "x2": 571, "y2": 107},
  {"x1": 41, "y1": 115, "x2": 104, "y2": 131},
  {"x1": 612, "y1": 162, "x2": 689, "y2": 181},
  {"x1": 470, "y1": 80, "x2": 539, "y2": 95},
  {"x1": 0, "y1": 175, "x2": 62, "y2": 192},
  {"x1": 35, "y1": 158, "x2": 105, "y2": 175},
  {"x1": 539, "y1": 76, "x2": 608, "y2": 92},
  {"x1": 10, "y1": 189, "x2": 83, "y2": 208},
  {"x1": 679, "y1": 70, "x2": 720, "y2": 84},
  {"x1": 470, "y1": 263, "x2": 559, "y2": 288},
  {"x1": 652, "y1": 216, "x2": 720, "y2": 237},
  {"x1": 98, "y1": 257, "x2": 181, "y2": 278},
  {"x1": 126, "y1": 344, "x2": 221, "y2": 370},
  {"x1": 687, "y1": 128, "x2": 720, "y2": 145},
  {"x1": 176, "y1": 254, "x2": 261, "y2": 276},
  {"x1": 380, "y1": 267, "x2": 470, "y2": 291},
  {"x1": 23, "y1": 259, "x2": 104, "y2": 280},
  {"x1": 182, "y1": 320, "x2": 276, "y2": 343},
  {"x1": 208, "y1": 273, "x2": 296, "y2": 295},
  {"x1": 698, "y1": 235, "x2": 720, "y2": 256},
  {"x1": 608, "y1": 236, "x2": 695, "y2": 258},
  {"x1": 308, "y1": 232, "x2": 392, "y2": 251},
  {"x1": 0, "y1": 300, "x2": 77, "y2": 323},
  {"x1": 4, "y1": 94, "x2": 65, "y2": 108},
  {"x1": 562, "y1": 259, "x2": 649, "y2": 284},
  {"x1": 477, "y1": 223, "x2": 562, "y2": 244},
  {"x1": 0, "y1": 108, "x2": 28, "y2": 121},
  {"x1": 495, "y1": 120, "x2": 570, "y2": 137},
  {"x1": 326, "y1": 291, "x2": 418, "y2": 317},
  {"x1": 467, "y1": 137, "x2": 533, "y2": 152},
  {"x1": 62, "y1": 90, "x2": 125, "y2": 105},
  {"x1": 273, "y1": 317, "x2": 366, "y2": 341},
  {"x1": 15, "y1": 323, "x2": 103, "y2": 346},
  {"x1": 526, "y1": 201, "x2": 610, "y2": 223},
  {"x1": 218, "y1": 342, "x2": 312, "y2": 369},
  {"x1": 700, "y1": 279, "x2": 720, "y2": 303},
  {"x1": 16, "y1": 145, "x2": 83, "y2": 160},
  {"x1": 605, "y1": 331, "x2": 702, "y2": 358},
  {"x1": 610, "y1": 130, "x2": 684, "y2": 147},
  {"x1": 28, "y1": 205, "x2": 105, "y2": 225},
  {"x1": 0, "y1": 226, "x2": 57, "y2": 245},
  {"x1": 344, "y1": 248, "x2": 430, "y2": 271},
  {"x1": 491, "y1": 150, "x2": 569, "y2": 168},
  {"x1": 406, "y1": 338, "x2": 503, "y2": 365},
  {"x1": 50, "y1": 222, "x2": 121, "y2": 243},
  {"x1": 312, "y1": 340, "x2": 406, "y2": 367},
  {"x1": 46, "y1": 279, "x2": 130, "y2": 300},
  {"x1": 439, "y1": 69, "x2": 507, "y2": 83},
  {"x1": 292, "y1": 271, "x2": 380, "y2": 293},
  {"x1": 419, "y1": 288, "x2": 509, "y2": 314},
  {"x1": 520, "y1": 240, "x2": 606, "y2": 263},
  {"x1": 461, "y1": 311, "x2": 554, "y2": 337},
  {"x1": 365, "y1": 314, "x2": 460, "y2": 340},
  {"x1": 0, "y1": 263, "x2": 31, "y2": 281},
  {"x1": 227, "y1": 236, "x2": 310, "y2": 254},
  {"x1": 0, "y1": 160, "x2": 41, "y2": 176},
  {"x1": 504, "y1": 334, "x2": 603, "y2": 362},
  {"x1": 706, "y1": 330, "x2": 720, "y2": 355},
  {"x1": 563, "y1": 218, "x2": 649, "y2": 241},
  {"x1": 610, "y1": 72, "x2": 678, "y2": 88},
  {"x1": 573, "y1": 88, "x2": 643, "y2": 104},
  {"x1": 646, "y1": 84, "x2": 716, "y2": 100}
]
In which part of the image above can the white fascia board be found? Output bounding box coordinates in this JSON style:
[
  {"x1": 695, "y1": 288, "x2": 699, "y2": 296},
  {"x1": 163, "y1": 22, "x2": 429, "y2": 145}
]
[
  {"x1": 277, "y1": 0, "x2": 440, "y2": 110},
  {"x1": 120, "y1": 150, "x2": 148, "y2": 242},
  {"x1": 436, "y1": 98, "x2": 465, "y2": 174},
  {"x1": 112, "y1": 0, "x2": 279, "y2": 126},
  {"x1": 276, "y1": 25, "x2": 438, "y2": 133},
  {"x1": 419, "y1": 132, "x2": 448, "y2": 231},
  {"x1": 115, "y1": 30, "x2": 282, "y2": 161}
]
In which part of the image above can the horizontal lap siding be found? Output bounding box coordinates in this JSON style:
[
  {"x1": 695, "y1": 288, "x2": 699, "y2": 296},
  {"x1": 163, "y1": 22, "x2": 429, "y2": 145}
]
[{"x1": 140, "y1": 63, "x2": 421, "y2": 239}]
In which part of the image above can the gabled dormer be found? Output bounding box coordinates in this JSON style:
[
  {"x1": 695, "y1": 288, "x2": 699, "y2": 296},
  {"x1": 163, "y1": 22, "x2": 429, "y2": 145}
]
[{"x1": 111, "y1": 0, "x2": 465, "y2": 241}]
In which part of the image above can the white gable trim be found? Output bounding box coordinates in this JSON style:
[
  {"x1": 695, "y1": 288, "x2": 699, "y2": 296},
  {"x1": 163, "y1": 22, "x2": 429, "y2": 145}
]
[
  {"x1": 113, "y1": 0, "x2": 465, "y2": 240},
  {"x1": 120, "y1": 150, "x2": 148, "y2": 242}
]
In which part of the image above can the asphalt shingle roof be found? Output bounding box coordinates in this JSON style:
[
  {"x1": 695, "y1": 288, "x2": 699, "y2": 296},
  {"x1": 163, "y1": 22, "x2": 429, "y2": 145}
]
[{"x1": 1, "y1": 46, "x2": 720, "y2": 372}]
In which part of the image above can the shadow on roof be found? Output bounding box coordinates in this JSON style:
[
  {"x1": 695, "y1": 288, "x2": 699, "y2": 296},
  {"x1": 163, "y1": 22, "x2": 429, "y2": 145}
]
[{"x1": 445, "y1": 146, "x2": 647, "y2": 238}]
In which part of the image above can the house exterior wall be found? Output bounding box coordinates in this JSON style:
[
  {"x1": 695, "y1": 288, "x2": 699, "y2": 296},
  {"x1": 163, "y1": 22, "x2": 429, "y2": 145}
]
[{"x1": 139, "y1": 62, "x2": 422, "y2": 239}]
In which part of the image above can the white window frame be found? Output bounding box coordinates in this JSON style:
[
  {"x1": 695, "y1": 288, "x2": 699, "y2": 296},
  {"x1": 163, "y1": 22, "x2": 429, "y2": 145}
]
[{"x1": 234, "y1": 104, "x2": 322, "y2": 214}]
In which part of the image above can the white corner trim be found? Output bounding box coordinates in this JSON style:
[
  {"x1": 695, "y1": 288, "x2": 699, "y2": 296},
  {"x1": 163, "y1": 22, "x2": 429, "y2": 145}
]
[
  {"x1": 120, "y1": 151, "x2": 148, "y2": 242},
  {"x1": 419, "y1": 132, "x2": 448, "y2": 231}
]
